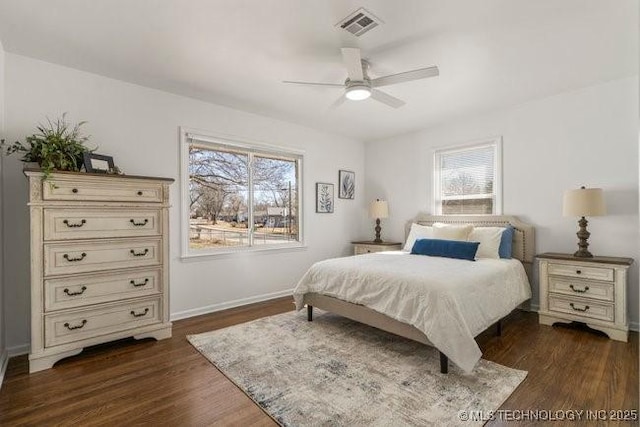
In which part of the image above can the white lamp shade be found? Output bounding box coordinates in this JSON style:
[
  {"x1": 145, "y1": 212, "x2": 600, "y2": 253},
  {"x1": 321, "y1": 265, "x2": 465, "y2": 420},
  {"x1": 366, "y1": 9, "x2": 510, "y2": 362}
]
[
  {"x1": 369, "y1": 199, "x2": 389, "y2": 219},
  {"x1": 563, "y1": 187, "x2": 606, "y2": 217}
]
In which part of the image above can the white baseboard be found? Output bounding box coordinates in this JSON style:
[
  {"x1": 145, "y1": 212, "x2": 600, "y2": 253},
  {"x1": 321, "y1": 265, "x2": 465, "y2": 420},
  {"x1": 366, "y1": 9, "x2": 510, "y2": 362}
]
[
  {"x1": 170, "y1": 289, "x2": 294, "y2": 321},
  {"x1": 0, "y1": 349, "x2": 8, "y2": 390},
  {"x1": 7, "y1": 344, "x2": 29, "y2": 357},
  {"x1": 1, "y1": 293, "x2": 294, "y2": 368}
]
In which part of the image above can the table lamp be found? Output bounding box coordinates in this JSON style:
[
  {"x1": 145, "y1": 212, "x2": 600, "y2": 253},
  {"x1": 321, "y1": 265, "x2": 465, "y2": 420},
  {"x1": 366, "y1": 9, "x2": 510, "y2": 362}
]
[
  {"x1": 563, "y1": 186, "x2": 606, "y2": 258},
  {"x1": 369, "y1": 199, "x2": 389, "y2": 243}
]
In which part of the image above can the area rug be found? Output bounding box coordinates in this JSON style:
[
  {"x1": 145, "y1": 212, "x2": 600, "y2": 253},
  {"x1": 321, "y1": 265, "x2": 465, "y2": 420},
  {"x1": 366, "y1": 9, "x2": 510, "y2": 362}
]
[{"x1": 187, "y1": 310, "x2": 527, "y2": 426}]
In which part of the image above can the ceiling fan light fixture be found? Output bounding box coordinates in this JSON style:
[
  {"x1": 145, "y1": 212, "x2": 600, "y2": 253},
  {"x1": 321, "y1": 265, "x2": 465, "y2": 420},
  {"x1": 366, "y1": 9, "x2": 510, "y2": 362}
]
[{"x1": 345, "y1": 85, "x2": 371, "y2": 101}]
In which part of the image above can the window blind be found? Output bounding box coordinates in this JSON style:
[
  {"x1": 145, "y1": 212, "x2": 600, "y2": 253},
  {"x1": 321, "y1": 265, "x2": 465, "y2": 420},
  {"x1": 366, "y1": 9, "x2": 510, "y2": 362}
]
[
  {"x1": 440, "y1": 145, "x2": 494, "y2": 198},
  {"x1": 435, "y1": 142, "x2": 499, "y2": 215}
]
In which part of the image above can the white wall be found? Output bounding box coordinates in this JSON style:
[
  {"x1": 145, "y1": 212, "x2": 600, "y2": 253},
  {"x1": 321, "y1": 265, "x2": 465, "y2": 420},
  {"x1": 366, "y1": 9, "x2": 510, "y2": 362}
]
[
  {"x1": 0, "y1": 39, "x2": 6, "y2": 378},
  {"x1": 365, "y1": 77, "x2": 639, "y2": 326},
  {"x1": 3, "y1": 54, "x2": 367, "y2": 350}
]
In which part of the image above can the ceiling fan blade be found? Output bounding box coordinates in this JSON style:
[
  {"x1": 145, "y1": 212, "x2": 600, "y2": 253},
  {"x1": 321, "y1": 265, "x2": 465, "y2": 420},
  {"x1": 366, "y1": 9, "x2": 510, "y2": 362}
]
[
  {"x1": 341, "y1": 48, "x2": 364, "y2": 82},
  {"x1": 371, "y1": 66, "x2": 439, "y2": 88},
  {"x1": 370, "y1": 89, "x2": 406, "y2": 108},
  {"x1": 282, "y1": 80, "x2": 344, "y2": 88},
  {"x1": 330, "y1": 95, "x2": 347, "y2": 109}
]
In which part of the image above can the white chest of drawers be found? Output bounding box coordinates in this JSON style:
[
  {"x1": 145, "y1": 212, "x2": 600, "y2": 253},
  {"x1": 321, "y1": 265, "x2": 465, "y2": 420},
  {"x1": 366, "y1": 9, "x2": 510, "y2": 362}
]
[
  {"x1": 25, "y1": 170, "x2": 174, "y2": 372},
  {"x1": 537, "y1": 252, "x2": 633, "y2": 342}
]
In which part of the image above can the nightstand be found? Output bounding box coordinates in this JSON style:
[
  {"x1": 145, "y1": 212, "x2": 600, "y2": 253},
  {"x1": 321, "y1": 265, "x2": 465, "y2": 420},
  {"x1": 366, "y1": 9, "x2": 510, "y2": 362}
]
[
  {"x1": 537, "y1": 252, "x2": 633, "y2": 342},
  {"x1": 352, "y1": 241, "x2": 402, "y2": 255}
]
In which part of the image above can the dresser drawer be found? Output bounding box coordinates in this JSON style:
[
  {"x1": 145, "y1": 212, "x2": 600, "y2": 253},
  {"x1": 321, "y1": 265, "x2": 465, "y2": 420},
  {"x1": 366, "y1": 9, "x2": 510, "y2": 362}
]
[
  {"x1": 548, "y1": 295, "x2": 614, "y2": 322},
  {"x1": 43, "y1": 208, "x2": 161, "y2": 240},
  {"x1": 43, "y1": 179, "x2": 164, "y2": 203},
  {"x1": 44, "y1": 297, "x2": 161, "y2": 347},
  {"x1": 44, "y1": 268, "x2": 162, "y2": 311},
  {"x1": 548, "y1": 263, "x2": 614, "y2": 282},
  {"x1": 549, "y1": 277, "x2": 613, "y2": 302},
  {"x1": 44, "y1": 238, "x2": 161, "y2": 276}
]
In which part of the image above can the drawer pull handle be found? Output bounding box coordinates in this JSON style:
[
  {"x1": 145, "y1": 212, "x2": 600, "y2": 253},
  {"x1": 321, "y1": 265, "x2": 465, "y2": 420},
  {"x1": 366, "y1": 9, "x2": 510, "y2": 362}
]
[
  {"x1": 130, "y1": 278, "x2": 149, "y2": 287},
  {"x1": 137, "y1": 191, "x2": 143, "y2": 196},
  {"x1": 64, "y1": 286, "x2": 87, "y2": 296},
  {"x1": 569, "y1": 303, "x2": 590, "y2": 312},
  {"x1": 569, "y1": 284, "x2": 589, "y2": 293},
  {"x1": 576, "y1": 270, "x2": 582, "y2": 275},
  {"x1": 63, "y1": 253, "x2": 87, "y2": 262},
  {"x1": 64, "y1": 319, "x2": 87, "y2": 330},
  {"x1": 130, "y1": 219, "x2": 149, "y2": 226},
  {"x1": 63, "y1": 219, "x2": 86, "y2": 228},
  {"x1": 130, "y1": 308, "x2": 150, "y2": 317},
  {"x1": 130, "y1": 248, "x2": 149, "y2": 257},
  {"x1": 72, "y1": 188, "x2": 78, "y2": 194}
]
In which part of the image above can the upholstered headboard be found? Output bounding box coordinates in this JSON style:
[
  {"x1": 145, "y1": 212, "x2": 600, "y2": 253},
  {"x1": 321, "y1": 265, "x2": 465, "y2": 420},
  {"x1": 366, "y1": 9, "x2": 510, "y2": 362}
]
[{"x1": 405, "y1": 215, "x2": 536, "y2": 279}]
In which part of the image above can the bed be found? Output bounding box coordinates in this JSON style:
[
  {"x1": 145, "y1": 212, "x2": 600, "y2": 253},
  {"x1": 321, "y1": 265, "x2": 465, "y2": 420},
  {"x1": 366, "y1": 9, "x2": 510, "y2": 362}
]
[{"x1": 293, "y1": 215, "x2": 535, "y2": 374}]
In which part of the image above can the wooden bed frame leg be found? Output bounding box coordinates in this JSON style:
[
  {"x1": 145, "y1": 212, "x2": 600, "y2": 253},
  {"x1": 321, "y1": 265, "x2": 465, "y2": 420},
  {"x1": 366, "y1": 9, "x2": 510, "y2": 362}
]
[
  {"x1": 439, "y1": 351, "x2": 448, "y2": 374},
  {"x1": 307, "y1": 305, "x2": 313, "y2": 321},
  {"x1": 497, "y1": 319, "x2": 502, "y2": 337}
]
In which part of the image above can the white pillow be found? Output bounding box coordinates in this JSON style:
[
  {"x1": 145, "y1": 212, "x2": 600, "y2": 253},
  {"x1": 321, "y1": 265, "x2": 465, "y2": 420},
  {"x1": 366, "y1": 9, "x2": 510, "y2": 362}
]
[
  {"x1": 403, "y1": 223, "x2": 434, "y2": 251},
  {"x1": 468, "y1": 227, "x2": 505, "y2": 259},
  {"x1": 432, "y1": 223, "x2": 474, "y2": 241}
]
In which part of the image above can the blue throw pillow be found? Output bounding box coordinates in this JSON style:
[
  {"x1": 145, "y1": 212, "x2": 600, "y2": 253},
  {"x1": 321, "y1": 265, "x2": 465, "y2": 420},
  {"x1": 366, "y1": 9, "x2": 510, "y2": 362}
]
[
  {"x1": 498, "y1": 226, "x2": 514, "y2": 259},
  {"x1": 411, "y1": 238, "x2": 480, "y2": 261}
]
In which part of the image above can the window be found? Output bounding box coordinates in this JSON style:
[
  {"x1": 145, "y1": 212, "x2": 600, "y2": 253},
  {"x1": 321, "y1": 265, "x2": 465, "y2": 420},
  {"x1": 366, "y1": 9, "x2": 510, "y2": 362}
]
[
  {"x1": 433, "y1": 138, "x2": 502, "y2": 215},
  {"x1": 181, "y1": 129, "x2": 303, "y2": 256}
]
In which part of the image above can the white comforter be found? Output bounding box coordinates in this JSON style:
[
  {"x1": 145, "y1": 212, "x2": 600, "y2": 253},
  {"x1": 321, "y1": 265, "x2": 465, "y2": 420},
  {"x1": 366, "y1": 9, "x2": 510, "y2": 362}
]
[{"x1": 293, "y1": 251, "x2": 531, "y2": 373}]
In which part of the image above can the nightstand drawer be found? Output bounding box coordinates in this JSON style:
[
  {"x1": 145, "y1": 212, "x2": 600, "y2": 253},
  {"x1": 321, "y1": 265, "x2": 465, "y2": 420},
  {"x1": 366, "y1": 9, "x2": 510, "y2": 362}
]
[
  {"x1": 548, "y1": 295, "x2": 614, "y2": 322},
  {"x1": 352, "y1": 242, "x2": 402, "y2": 256},
  {"x1": 355, "y1": 246, "x2": 376, "y2": 255},
  {"x1": 549, "y1": 277, "x2": 613, "y2": 302},
  {"x1": 548, "y1": 263, "x2": 614, "y2": 282}
]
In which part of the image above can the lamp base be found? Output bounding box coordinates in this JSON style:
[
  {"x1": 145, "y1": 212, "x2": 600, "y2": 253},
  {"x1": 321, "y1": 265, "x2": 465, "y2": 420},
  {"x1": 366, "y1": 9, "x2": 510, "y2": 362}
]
[
  {"x1": 574, "y1": 216, "x2": 593, "y2": 258},
  {"x1": 573, "y1": 249, "x2": 593, "y2": 258},
  {"x1": 373, "y1": 218, "x2": 383, "y2": 243}
]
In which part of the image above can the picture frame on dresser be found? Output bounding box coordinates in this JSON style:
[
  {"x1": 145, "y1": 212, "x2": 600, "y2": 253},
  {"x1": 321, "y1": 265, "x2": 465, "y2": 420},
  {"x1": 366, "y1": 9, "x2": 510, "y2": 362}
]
[
  {"x1": 83, "y1": 152, "x2": 115, "y2": 173},
  {"x1": 25, "y1": 169, "x2": 174, "y2": 372}
]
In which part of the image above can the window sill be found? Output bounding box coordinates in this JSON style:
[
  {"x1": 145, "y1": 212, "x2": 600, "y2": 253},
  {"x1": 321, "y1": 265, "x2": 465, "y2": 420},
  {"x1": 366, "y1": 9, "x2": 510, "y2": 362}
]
[{"x1": 180, "y1": 243, "x2": 308, "y2": 262}]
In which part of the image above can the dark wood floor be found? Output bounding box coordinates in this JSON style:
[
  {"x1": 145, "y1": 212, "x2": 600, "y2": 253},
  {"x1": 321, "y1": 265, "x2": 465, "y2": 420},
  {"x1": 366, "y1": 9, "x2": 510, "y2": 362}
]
[{"x1": 0, "y1": 297, "x2": 637, "y2": 426}]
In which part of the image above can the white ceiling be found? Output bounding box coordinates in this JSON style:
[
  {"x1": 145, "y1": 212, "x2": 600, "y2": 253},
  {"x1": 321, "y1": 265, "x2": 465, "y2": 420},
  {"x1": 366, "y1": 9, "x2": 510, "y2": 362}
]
[{"x1": 0, "y1": 0, "x2": 637, "y2": 141}]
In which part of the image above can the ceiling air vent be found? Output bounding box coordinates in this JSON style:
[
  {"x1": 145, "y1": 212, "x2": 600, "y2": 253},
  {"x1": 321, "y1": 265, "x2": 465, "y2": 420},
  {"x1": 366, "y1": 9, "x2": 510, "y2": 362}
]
[{"x1": 336, "y1": 8, "x2": 383, "y2": 37}]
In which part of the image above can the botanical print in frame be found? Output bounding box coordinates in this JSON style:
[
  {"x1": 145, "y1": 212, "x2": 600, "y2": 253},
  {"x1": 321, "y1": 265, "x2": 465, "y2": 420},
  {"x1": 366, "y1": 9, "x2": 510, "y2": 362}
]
[
  {"x1": 338, "y1": 170, "x2": 355, "y2": 199},
  {"x1": 316, "y1": 183, "x2": 334, "y2": 213}
]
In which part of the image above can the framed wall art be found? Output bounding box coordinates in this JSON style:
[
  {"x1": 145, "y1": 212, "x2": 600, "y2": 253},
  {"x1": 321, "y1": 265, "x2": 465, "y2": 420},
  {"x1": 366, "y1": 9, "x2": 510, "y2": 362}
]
[
  {"x1": 338, "y1": 170, "x2": 355, "y2": 199},
  {"x1": 316, "y1": 182, "x2": 334, "y2": 213}
]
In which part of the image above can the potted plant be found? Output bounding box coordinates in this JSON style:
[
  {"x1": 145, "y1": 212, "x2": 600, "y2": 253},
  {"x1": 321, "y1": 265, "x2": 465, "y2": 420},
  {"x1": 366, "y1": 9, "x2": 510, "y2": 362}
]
[{"x1": 1, "y1": 113, "x2": 92, "y2": 179}]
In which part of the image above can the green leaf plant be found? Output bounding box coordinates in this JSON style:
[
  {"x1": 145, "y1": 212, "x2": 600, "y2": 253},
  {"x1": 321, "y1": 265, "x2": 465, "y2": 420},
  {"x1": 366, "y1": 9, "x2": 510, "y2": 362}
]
[{"x1": 1, "y1": 113, "x2": 94, "y2": 180}]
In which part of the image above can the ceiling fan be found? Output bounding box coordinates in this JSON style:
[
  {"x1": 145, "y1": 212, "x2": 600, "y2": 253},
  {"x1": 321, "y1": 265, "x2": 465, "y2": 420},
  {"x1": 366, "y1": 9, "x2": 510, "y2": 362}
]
[{"x1": 283, "y1": 47, "x2": 439, "y2": 108}]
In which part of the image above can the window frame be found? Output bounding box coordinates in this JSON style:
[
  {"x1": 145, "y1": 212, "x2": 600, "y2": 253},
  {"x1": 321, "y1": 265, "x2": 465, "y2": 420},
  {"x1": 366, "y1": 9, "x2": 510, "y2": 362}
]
[
  {"x1": 432, "y1": 137, "x2": 503, "y2": 215},
  {"x1": 180, "y1": 127, "x2": 305, "y2": 259}
]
